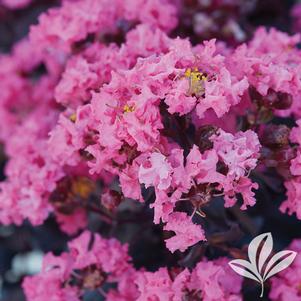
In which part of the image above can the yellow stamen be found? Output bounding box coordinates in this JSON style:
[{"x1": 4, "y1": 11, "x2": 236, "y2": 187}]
[
  {"x1": 184, "y1": 67, "x2": 207, "y2": 97},
  {"x1": 184, "y1": 68, "x2": 192, "y2": 78},
  {"x1": 69, "y1": 113, "x2": 76, "y2": 122},
  {"x1": 123, "y1": 104, "x2": 135, "y2": 113}
]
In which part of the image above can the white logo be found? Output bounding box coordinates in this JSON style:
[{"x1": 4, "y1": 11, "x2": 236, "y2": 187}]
[{"x1": 228, "y1": 232, "x2": 297, "y2": 298}]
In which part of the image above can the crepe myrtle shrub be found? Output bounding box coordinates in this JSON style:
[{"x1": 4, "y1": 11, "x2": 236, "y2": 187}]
[{"x1": 0, "y1": 0, "x2": 301, "y2": 300}]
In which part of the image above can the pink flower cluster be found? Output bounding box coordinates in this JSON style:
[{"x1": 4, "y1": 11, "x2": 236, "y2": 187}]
[
  {"x1": 23, "y1": 231, "x2": 137, "y2": 301},
  {"x1": 138, "y1": 128, "x2": 260, "y2": 252},
  {"x1": 1, "y1": 0, "x2": 301, "y2": 299},
  {"x1": 281, "y1": 120, "x2": 301, "y2": 219},
  {"x1": 0, "y1": 0, "x2": 265, "y2": 251},
  {"x1": 270, "y1": 239, "x2": 301, "y2": 301},
  {"x1": 23, "y1": 231, "x2": 242, "y2": 301}
]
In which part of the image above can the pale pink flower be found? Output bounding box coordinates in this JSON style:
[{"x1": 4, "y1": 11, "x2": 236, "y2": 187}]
[
  {"x1": 164, "y1": 212, "x2": 206, "y2": 253},
  {"x1": 139, "y1": 152, "x2": 173, "y2": 190}
]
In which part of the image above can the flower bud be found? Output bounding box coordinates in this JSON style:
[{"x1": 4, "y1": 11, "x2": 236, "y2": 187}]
[
  {"x1": 101, "y1": 189, "x2": 122, "y2": 212},
  {"x1": 261, "y1": 124, "x2": 290, "y2": 148},
  {"x1": 196, "y1": 125, "x2": 218, "y2": 152},
  {"x1": 272, "y1": 92, "x2": 293, "y2": 110},
  {"x1": 262, "y1": 89, "x2": 293, "y2": 110},
  {"x1": 249, "y1": 86, "x2": 263, "y2": 103},
  {"x1": 249, "y1": 87, "x2": 293, "y2": 110}
]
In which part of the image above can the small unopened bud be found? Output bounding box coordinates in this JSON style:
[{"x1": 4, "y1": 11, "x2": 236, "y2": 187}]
[
  {"x1": 262, "y1": 89, "x2": 278, "y2": 107},
  {"x1": 261, "y1": 124, "x2": 290, "y2": 148},
  {"x1": 249, "y1": 86, "x2": 263, "y2": 103},
  {"x1": 101, "y1": 189, "x2": 122, "y2": 211},
  {"x1": 196, "y1": 125, "x2": 218, "y2": 152},
  {"x1": 262, "y1": 89, "x2": 292, "y2": 110},
  {"x1": 273, "y1": 92, "x2": 293, "y2": 110},
  {"x1": 261, "y1": 146, "x2": 296, "y2": 171},
  {"x1": 250, "y1": 87, "x2": 293, "y2": 110},
  {"x1": 274, "y1": 146, "x2": 296, "y2": 165},
  {"x1": 247, "y1": 107, "x2": 273, "y2": 125}
]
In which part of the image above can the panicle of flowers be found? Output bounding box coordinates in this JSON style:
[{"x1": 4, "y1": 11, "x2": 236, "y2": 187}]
[
  {"x1": 135, "y1": 258, "x2": 243, "y2": 301},
  {"x1": 23, "y1": 231, "x2": 139, "y2": 301},
  {"x1": 280, "y1": 120, "x2": 301, "y2": 219},
  {"x1": 23, "y1": 231, "x2": 243, "y2": 301},
  {"x1": 269, "y1": 239, "x2": 301, "y2": 301},
  {"x1": 54, "y1": 24, "x2": 173, "y2": 108},
  {"x1": 3, "y1": 1, "x2": 301, "y2": 299},
  {"x1": 29, "y1": 0, "x2": 177, "y2": 55},
  {"x1": 138, "y1": 128, "x2": 260, "y2": 252},
  {"x1": 164, "y1": 39, "x2": 249, "y2": 118},
  {"x1": 228, "y1": 27, "x2": 301, "y2": 117}
]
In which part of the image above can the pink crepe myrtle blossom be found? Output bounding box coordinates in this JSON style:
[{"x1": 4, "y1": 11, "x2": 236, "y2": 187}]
[
  {"x1": 164, "y1": 39, "x2": 249, "y2": 119},
  {"x1": 290, "y1": 152, "x2": 301, "y2": 176},
  {"x1": 185, "y1": 145, "x2": 223, "y2": 184},
  {"x1": 135, "y1": 268, "x2": 174, "y2": 301},
  {"x1": 55, "y1": 208, "x2": 87, "y2": 235},
  {"x1": 150, "y1": 189, "x2": 175, "y2": 224},
  {"x1": 280, "y1": 177, "x2": 301, "y2": 220},
  {"x1": 137, "y1": 128, "x2": 260, "y2": 251},
  {"x1": 211, "y1": 129, "x2": 261, "y2": 179},
  {"x1": 119, "y1": 160, "x2": 144, "y2": 202},
  {"x1": 135, "y1": 258, "x2": 242, "y2": 301},
  {"x1": 24, "y1": 231, "x2": 242, "y2": 301},
  {"x1": 270, "y1": 239, "x2": 301, "y2": 301},
  {"x1": 164, "y1": 211, "x2": 206, "y2": 253},
  {"x1": 29, "y1": 0, "x2": 177, "y2": 55},
  {"x1": 2, "y1": 1, "x2": 301, "y2": 299},
  {"x1": 139, "y1": 152, "x2": 172, "y2": 190},
  {"x1": 23, "y1": 231, "x2": 138, "y2": 301},
  {"x1": 210, "y1": 129, "x2": 261, "y2": 209},
  {"x1": 221, "y1": 176, "x2": 259, "y2": 209},
  {"x1": 281, "y1": 120, "x2": 301, "y2": 219},
  {"x1": 187, "y1": 258, "x2": 242, "y2": 301},
  {"x1": 228, "y1": 27, "x2": 301, "y2": 117},
  {"x1": 55, "y1": 24, "x2": 174, "y2": 108}
]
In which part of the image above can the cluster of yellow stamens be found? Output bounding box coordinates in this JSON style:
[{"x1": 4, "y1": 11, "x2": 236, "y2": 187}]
[
  {"x1": 123, "y1": 104, "x2": 135, "y2": 113},
  {"x1": 184, "y1": 67, "x2": 207, "y2": 97}
]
